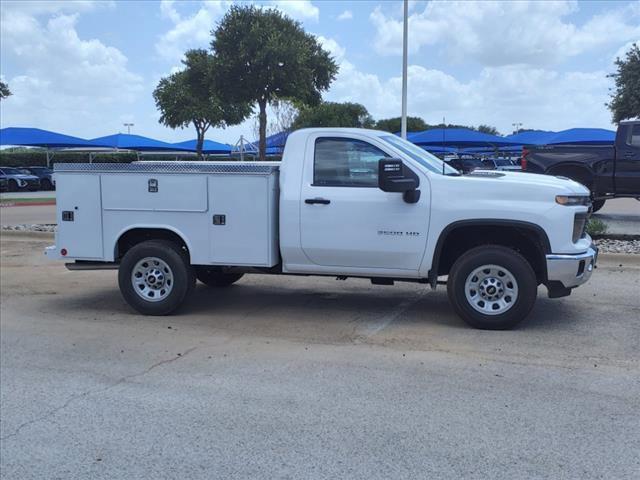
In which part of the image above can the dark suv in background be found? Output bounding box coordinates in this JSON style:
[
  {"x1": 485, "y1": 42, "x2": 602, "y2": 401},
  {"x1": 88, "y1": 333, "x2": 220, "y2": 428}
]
[
  {"x1": 0, "y1": 167, "x2": 41, "y2": 192},
  {"x1": 19, "y1": 166, "x2": 55, "y2": 190}
]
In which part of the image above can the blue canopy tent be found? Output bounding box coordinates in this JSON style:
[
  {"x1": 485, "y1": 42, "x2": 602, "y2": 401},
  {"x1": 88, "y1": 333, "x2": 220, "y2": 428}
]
[
  {"x1": 89, "y1": 133, "x2": 191, "y2": 151},
  {"x1": 250, "y1": 131, "x2": 290, "y2": 155},
  {"x1": 503, "y1": 130, "x2": 556, "y2": 146},
  {"x1": 546, "y1": 128, "x2": 615, "y2": 145},
  {"x1": 0, "y1": 127, "x2": 93, "y2": 148},
  {"x1": 407, "y1": 128, "x2": 519, "y2": 148},
  {"x1": 0, "y1": 127, "x2": 97, "y2": 166},
  {"x1": 172, "y1": 139, "x2": 232, "y2": 155}
]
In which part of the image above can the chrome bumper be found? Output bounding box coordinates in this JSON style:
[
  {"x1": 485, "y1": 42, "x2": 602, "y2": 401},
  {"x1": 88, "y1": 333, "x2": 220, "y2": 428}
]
[{"x1": 546, "y1": 244, "x2": 598, "y2": 289}]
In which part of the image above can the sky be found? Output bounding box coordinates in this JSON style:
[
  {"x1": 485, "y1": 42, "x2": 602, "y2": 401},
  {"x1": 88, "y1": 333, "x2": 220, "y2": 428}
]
[{"x1": 1, "y1": 0, "x2": 639, "y2": 144}]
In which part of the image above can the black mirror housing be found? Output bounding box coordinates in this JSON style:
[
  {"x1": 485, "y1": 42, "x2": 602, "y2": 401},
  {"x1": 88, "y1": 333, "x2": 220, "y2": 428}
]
[{"x1": 378, "y1": 158, "x2": 420, "y2": 194}]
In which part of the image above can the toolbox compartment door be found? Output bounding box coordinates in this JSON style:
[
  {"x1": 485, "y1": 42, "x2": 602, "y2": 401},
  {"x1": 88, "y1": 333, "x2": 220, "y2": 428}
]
[{"x1": 56, "y1": 174, "x2": 103, "y2": 259}]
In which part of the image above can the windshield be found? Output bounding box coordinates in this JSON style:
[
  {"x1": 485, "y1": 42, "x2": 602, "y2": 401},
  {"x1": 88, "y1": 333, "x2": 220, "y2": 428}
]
[
  {"x1": 380, "y1": 135, "x2": 458, "y2": 175},
  {"x1": 1, "y1": 167, "x2": 22, "y2": 175}
]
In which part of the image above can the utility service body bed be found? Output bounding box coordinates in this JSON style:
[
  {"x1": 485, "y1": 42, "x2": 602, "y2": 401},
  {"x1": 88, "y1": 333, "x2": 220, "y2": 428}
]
[{"x1": 47, "y1": 162, "x2": 280, "y2": 267}]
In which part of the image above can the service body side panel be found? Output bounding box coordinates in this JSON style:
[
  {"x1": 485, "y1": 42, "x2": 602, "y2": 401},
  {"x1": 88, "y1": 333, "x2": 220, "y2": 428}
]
[
  {"x1": 208, "y1": 173, "x2": 279, "y2": 267},
  {"x1": 55, "y1": 173, "x2": 103, "y2": 259}
]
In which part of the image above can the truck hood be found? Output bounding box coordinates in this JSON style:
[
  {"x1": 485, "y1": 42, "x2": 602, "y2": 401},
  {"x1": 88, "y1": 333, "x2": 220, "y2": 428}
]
[{"x1": 462, "y1": 170, "x2": 589, "y2": 195}]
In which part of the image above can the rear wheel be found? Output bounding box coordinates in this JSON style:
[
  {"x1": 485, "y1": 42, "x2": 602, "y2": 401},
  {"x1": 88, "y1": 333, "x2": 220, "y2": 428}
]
[
  {"x1": 195, "y1": 266, "x2": 244, "y2": 287},
  {"x1": 447, "y1": 245, "x2": 537, "y2": 330},
  {"x1": 118, "y1": 240, "x2": 195, "y2": 315},
  {"x1": 41, "y1": 178, "x2": 53, "y2": 191}
]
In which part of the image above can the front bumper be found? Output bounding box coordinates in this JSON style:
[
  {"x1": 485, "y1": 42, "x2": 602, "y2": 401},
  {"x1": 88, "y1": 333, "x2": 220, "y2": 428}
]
[{"x1": 546, "y1": 244, "x2": 598, "y2": 289}]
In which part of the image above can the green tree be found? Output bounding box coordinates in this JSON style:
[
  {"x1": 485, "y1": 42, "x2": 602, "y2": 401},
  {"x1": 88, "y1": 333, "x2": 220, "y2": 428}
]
[
  {"x1": 374, "y1": 116, "x2": 427, "y2": 133},
  {"x1": 153, "y1": 49, "x2": 250, "y2": 158},
  {"x1": 212, "y1": 5, "x2": 338, "y2": 160},
  {"x1": 608, "y1": 43, "x2": 640, "y2": 123},
  {"x1": 0, "y1": 81, "x2": 11, "y2": 100},
  {"x1": 292, "y1": 102, "x2": 373, "y2": 129},
  {"x1": 477, "y1": 124, "x2": 500, "y2": 136}
]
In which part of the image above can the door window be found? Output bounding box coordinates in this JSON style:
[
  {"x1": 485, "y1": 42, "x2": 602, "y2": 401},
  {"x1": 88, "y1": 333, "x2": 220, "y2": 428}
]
[
  {"x1": 629, "y1": 124, "x2": 640, "y2": 147},
  {"x1": 313, "y1": 137, "x2": 389, "y2": 187}
]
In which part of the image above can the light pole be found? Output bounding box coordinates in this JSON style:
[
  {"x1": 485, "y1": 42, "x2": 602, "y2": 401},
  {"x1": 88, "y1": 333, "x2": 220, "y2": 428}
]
[
  {"x1": 512, "y1": 122, "x2": 523, "y2": 134},
  {"x1": 401, "y1": 0, "x2": 408, "y2": 139},
  {"x1": 123, "y1": 123, "x2": 134, "y2": 135}
]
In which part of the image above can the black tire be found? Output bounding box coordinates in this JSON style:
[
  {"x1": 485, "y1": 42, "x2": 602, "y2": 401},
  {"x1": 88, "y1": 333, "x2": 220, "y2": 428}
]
[
  {"x1": 195, "y1": 266, "x2": 244, "y2": 287},
  {"x1": 8, "y1": 179, "x2": 18, "y2": 192},
  {"x1": 118, "y1": 240, "x2": 195, "y2": 315},
  {"x1": 41, "y1": 179, "x2": 53, "y2": 191},
  {"x1": 447, "y1": 245, "x2": 537, "y2": 330},
  {"x1": 591, "y1": 199, "x2": 605, "y2": 213}
]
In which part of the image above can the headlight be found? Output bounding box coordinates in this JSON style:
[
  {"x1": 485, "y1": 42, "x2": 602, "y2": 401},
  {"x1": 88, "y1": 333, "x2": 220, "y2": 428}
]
[
  {"x1": 556, "y1": 195, "x2": 591, "y2": 206},
  {"x1": 17, "y1": 179, "x2": 27, "y2": 187},
  {"x1": 572, "y1": 213, "x2": 588, "y2": 243}
]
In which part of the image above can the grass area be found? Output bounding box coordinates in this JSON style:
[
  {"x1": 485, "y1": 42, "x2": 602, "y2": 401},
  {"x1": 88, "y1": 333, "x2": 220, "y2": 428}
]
[
  {"x1": 586, "y1": 218, "x2": 608, "y2": 236},
  {"x1": 0, "y1": 197, "x2": 56, "y2": 205}
]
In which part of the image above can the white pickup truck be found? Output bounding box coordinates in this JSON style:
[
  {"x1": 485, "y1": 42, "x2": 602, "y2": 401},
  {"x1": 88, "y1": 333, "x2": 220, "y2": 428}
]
[{"x1": 45, "y1": 128, "x2": 597, "y2": 329}]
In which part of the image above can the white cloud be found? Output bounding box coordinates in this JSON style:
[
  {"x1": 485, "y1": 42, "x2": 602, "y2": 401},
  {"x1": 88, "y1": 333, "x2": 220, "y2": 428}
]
[
  {"x1": 270, "y1": 0, "x2": 319, "y2": 22},
  {"x1": 155, "y1": 1, "x2": 230, "y2": 62},
  {"x1": 370, "y1": 0, "x2": 640, "y2": 67},
  {"x1": 0, "y1": 8, "x2": 143, "y2": 136},
  {"x1": 337, "y1": 10, "x2": 353, "y2": 21},
  {"x1": 319, "y1": 37, "x2": 613, "y2": 133},
  {"x1": 317, "y1": 35, "x2": 346, "y2": 62}
]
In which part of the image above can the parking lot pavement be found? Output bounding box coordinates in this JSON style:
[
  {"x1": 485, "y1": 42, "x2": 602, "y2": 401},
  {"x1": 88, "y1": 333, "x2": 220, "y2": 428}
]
[
  {"x1": 0, "y1": 204, "x2": 56, "y2": 226},
  {"x1": 1, "y1": 236, "x2": 639, "y2": 480}
]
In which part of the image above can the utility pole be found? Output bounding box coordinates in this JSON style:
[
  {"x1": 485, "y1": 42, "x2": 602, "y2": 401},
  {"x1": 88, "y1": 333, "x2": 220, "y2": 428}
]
[
  {"x1": 401, "y1": 0, "x2": 408, "y2": 139},
  {"x1": 123, "y1": 123, "x2": 134, "y2": 135},
  {"x1": 512, "y1": 122, "x2": 522, "y2": 134}
]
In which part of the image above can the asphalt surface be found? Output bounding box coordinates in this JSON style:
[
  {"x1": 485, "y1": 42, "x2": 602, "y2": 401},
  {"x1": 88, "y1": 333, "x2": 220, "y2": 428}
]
[{"x1": 1, "y1": 234, "x2": 639, "y2": 479}]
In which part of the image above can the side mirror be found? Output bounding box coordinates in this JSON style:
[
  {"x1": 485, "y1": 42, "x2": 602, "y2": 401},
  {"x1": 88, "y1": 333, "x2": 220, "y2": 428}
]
[{"x1": 378, "y1": 159, "x2": 420, "y2": 203}]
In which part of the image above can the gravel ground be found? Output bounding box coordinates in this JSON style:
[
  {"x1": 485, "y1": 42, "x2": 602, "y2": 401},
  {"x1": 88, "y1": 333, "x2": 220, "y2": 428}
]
[{"x1": 2, "y1": 223, "x2": 639, "y2": 254}]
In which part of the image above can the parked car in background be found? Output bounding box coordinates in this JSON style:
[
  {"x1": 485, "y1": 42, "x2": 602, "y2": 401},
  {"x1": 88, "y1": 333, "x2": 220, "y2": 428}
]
[
  {"x1": 0, "y1": 167, "x2": 41, "y2": 192},
  {"x1": 523, "y1": 120, "x2": 639, "y2": 212},
  {"x1": 19, "y1": 166, "x2": 55, "y2": 190},
  {"x1": 481, "y1": 158, "x2": 522, "y2": 172},
  {"x1": 0, "y1": 174, "x2": 7, "y2": 192},
  {"x1": 447, "y1": 157, "x2": 489, "y2": 174}
]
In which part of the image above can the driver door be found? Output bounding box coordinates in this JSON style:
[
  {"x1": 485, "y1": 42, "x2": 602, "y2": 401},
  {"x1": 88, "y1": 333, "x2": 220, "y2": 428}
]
[{"x1": 299, "y1": 135, "x2": 430, "y2": 272}]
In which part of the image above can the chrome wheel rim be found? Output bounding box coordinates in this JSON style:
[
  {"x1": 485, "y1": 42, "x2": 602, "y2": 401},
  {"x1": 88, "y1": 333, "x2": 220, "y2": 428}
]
[
  {"x1": 464, "y1": 264, "x2": 518, "y2": 315},
  {"x1": 131, "y1": 257, "x2": 174, "y2": 302}
]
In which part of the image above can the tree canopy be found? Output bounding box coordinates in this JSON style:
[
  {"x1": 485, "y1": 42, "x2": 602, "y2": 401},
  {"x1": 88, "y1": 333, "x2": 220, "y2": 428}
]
[
  {"x1": 374, "y1": 116, "x2": 428, "y2": 133},
  {"x1": 0, "y1": 81, "x2": 11, "y2": 100},
  {"x1": 608, "y1": 43, "x2": 640, "y2": 123},
  {"x1": 477, "y1": 124, "x2": 500, "y2": 136},
  {"x1": 153, "y1": 49, "x2": 250, "y2": 157},
  {"x1": 292, "y1": 102, "x2": 373, "y2": 129},
  {"x1": 211, "y1": 5, "x2": 338, "y2": 160}
]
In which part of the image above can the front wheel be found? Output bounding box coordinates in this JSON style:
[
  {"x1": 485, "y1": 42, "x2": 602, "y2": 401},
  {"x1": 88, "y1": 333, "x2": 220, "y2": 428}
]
[
  {"x1": 447, "y1": 246, "x2": 537, "y2": 330},
  {"x1": 118, "y1": 240, "x2": 195, "y2": 315}
]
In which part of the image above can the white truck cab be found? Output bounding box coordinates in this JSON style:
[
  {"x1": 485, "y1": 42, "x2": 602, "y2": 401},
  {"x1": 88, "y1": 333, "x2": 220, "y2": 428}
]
[{"x1": 46, "y1": 128, "x2": 597, "y2": 329}]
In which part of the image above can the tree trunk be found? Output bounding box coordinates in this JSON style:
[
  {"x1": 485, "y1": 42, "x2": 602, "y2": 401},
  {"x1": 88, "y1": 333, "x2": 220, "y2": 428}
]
[
  {"x1": 258, "y1": 99, "x2": 267, "y2": 162},
  {"x1": 196, "y1": 127, "x2": 205, "y2": 160}
]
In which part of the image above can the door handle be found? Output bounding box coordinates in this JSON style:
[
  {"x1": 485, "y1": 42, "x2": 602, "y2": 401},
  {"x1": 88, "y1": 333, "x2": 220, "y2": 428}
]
[
  {"x1": 305, "y1": 198, "x2": 331, "y2": 205},
  {"x1": 623, "y1": 152, "x2": 635, "y2": 158}
]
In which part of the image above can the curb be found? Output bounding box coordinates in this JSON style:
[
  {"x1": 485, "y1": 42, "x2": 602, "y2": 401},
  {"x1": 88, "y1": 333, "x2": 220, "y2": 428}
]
[
  {"x1": 0, "y1": 230, "x2": 55, "y2": 239},
  {"x1": 0, "y1": 201, "x2": 56, "y2": 208}
]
